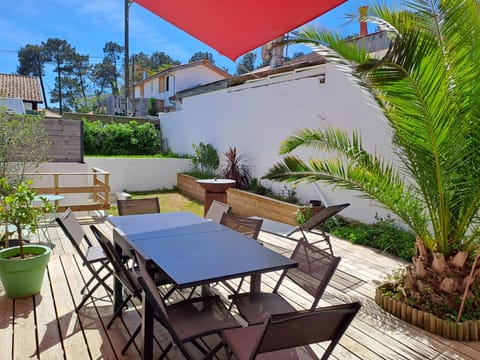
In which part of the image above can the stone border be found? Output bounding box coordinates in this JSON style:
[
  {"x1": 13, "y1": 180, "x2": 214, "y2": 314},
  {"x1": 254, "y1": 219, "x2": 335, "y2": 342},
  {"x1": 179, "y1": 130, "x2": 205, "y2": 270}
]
[{"x1": 375, "y1": 287, "x2": 480, "y2": 341}]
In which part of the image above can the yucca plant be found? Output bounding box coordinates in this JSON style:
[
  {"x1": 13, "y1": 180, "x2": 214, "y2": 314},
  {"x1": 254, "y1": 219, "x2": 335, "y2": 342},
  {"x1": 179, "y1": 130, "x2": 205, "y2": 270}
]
[{"x1": 264, "y1": 0, "x2": 480, "y2": 321}]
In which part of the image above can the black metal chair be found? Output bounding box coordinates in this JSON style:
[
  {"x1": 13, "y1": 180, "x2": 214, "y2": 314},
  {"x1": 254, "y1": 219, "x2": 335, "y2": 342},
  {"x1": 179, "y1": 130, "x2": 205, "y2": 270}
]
[
  {"x1": 231, "y1": 238, "x2": 341, "y2": 325},
  {"x1": 90, "y1": 225, "x2": 175, "y2": 354},
  {"x1": 221, "y1": 302, "x2": 361, "y2": 360},
  {"x1": 133, "y1": 249, "x2": 241, "y2": 359},
  {"x1": 56, "y1": 208, "x2": 113, "y2": 313}
]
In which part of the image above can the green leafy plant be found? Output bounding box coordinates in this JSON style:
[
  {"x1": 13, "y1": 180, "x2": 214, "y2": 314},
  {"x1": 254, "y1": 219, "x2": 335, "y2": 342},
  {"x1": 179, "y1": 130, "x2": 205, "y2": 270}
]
[
  {"x1": 321, "y1": 215, "x2": 415, "y2": 261},
  {"x1": 191, "y1": 142, "x2": 219, "y2": 177},
  {"x1": 147, "y1": 97, "x2": 159, "y2": 116},
  {"x1": 264, "y1": 1, "x2": 480, "y2": 320},
  {"x1": 0, "y1": 108, "x2": 50, "y2": 190},
  {"x1": 294, "y1": 206, "x2": 312, "y2": 225},
  {"x1": 83, "y1": 119, "x2": 163, "y2": 155},
  {"x1": 0, "y1": 179, "x2": 54, "y2": 257},
  {"x1": 250, "y1": 181, "x2": 300, "y2": 205}
]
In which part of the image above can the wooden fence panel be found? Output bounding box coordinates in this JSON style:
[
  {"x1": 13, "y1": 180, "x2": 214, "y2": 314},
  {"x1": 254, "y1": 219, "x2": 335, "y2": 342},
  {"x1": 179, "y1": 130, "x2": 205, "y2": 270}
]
[{"x1": 44, "y1": 117, "x2": 83, "y2": 163}]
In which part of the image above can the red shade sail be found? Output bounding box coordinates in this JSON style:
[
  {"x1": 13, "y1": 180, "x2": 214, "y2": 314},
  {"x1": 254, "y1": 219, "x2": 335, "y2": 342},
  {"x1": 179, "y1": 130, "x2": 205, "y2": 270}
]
[{"x1": 133, "y1": 0, "x2": 347, "y2": 61}]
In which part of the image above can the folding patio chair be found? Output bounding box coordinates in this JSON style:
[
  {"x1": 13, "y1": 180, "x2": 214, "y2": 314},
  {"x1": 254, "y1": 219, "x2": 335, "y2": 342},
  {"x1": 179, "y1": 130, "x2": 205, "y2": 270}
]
[
  {"x1": 230, "y1": 238, "x2": 341, "y2": 325},
  {"x1": 90, "y1": 225, "x2": 175, "y2": 354},
  {"x1": 117, "y1": 197, "x2": 160, "y2": 216},
  {"x1": 56, "y1": 208, "x2": 113, "y2": 313},
  {"x1": 221, "y1": 302, "x2": 361, "y2": 360},
  {"x1": 205, "y1": 199, "x2": 231, "y2": 223},
  {"x1": 220, "y1": 213, "x2": 263, "y2": 240},
  {"x1": 217, "y1": 213, "x2": 263, "y2": 298},
  {"x1": 260, "y1": 203, "x2": 350, "y2": 255},
  {"x1": 133, "y1": 249, "x2": 241, "y2": 360}
]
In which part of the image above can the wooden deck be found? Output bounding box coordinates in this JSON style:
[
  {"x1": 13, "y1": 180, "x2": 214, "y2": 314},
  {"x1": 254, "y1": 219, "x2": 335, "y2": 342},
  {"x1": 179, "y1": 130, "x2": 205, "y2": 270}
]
[{"x1": 1, "y1": 214, "x2": 480, "y2": 359}]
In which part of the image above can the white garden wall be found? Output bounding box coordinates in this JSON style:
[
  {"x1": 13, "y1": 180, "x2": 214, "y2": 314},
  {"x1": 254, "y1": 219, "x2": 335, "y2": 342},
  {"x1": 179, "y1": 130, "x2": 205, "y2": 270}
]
[
  {"x1": 160, "y1": 63, "x2": 398, "y2": 224},
  {"x1": 84, "y1": 157, "x2": 191, "y2": 194}
]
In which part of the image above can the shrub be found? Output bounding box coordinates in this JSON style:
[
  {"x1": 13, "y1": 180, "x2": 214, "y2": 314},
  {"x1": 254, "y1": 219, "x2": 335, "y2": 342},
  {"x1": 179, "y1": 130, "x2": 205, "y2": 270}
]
[
  {"x1": 250, "y1": 180, "x2": 300, "y2": 205},
  {"x1": 148, "y1": 97, "x2": 158, "y2": 116},
  {"x1": 191, "y1": 142, "x2": 219, "y2": 176},
  {"x1": 83, "y1": 119, "x2": 163, "y2": 155},
  {"x1": 321, "y1": 215, "x2": 415, "y2": 261}
]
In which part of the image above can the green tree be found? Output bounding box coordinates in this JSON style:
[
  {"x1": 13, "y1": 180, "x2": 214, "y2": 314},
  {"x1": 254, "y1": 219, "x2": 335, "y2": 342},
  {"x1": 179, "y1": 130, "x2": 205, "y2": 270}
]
[
  {"x1": 189, "y1": 51, "x2": 214, "y2": 64},
  {"x1": 91, "y1": 59, "x2": 116, "y2": 102},
  {"x1": 264, "y1": 0, "x2": 480, "y2": 320},
  {"x1": 70, "y1": 52, "x2": 91, "y2": 110},
  {"x1": 102, "y1": 41, "x2": 124, "y2": 95},
  {"x1": 17, "y1": 44, "x2": 49, "y2": 109},
  {"x1": 42, "y1": 38, "x2": 76, "y2": 114},
  {"x1": 150, "y1": 51, "x2": 180, "y2": 69},
  {"x1": 235, "y1": 52, "x2": 257, "y2": 75}
]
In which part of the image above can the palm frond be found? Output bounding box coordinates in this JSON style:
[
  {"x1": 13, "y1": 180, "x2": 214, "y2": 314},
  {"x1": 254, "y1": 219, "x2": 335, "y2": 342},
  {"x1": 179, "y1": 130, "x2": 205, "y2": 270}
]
[{"x1": 271, "y1": 0, "x2": 480, "y2": 255}]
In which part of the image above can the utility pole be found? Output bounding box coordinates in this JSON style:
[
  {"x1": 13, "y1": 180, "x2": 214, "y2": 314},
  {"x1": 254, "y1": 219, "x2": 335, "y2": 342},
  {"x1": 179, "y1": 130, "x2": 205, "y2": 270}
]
[{"x1": 124, "y1": 0, "x2": 130, "y2": 115}]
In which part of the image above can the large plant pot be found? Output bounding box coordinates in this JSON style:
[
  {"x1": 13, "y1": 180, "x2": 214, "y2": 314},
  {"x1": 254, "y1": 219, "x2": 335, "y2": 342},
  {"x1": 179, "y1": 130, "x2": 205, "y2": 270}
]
[{"x1": 0, "y1": 245, "x2": 51, "y2": 298}]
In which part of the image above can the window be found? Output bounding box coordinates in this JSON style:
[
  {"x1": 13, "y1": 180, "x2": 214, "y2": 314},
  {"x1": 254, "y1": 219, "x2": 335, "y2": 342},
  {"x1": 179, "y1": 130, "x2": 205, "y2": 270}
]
[{"x1": 158, "y1": 77, "x2": 164, "y2": 93}]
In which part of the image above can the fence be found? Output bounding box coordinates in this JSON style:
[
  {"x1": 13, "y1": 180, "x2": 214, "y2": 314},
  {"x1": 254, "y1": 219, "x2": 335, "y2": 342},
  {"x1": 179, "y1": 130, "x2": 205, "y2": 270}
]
[{"x1": 29, "y1": 167, "x2": 110, "y2": 212}]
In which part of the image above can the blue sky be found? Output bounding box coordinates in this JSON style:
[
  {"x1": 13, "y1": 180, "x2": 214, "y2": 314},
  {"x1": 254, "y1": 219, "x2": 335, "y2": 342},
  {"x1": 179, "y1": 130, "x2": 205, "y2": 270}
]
[{"x1": 0, "y1": 0, "x2": 383, "y2": 102}]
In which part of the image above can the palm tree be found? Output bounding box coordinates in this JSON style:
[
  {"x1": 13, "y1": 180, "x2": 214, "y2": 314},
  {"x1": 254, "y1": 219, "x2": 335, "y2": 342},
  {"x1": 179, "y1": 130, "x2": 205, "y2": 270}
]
[{"x1": 264, "y1": 0, "x2": 480, "y2": 321}]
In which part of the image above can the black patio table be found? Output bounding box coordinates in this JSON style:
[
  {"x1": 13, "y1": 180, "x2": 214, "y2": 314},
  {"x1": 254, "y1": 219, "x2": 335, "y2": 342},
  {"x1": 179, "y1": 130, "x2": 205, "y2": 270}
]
[{"x1": 108, "y1": 211, "x2": 297, "y2": 359}]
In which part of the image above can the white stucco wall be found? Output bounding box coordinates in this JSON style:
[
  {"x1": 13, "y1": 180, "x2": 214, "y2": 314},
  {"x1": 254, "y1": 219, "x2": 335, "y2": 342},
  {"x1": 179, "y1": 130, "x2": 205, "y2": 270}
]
[
  {"x1": 160, "y1": 63, "x2": 397, "y2": 224},
  {"x1": 84, "y1": 157, "x2": 191, "y2": 194}
]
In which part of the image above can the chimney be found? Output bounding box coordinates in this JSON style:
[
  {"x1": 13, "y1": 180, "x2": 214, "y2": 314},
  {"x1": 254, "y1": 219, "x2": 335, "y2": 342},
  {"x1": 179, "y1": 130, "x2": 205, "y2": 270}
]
[
  {"x1": 270, "y1": 36, "x2": 285, "y2": 69},
  {"x1": 359, "y1": 6, "x2": 368, "y2": 37}
]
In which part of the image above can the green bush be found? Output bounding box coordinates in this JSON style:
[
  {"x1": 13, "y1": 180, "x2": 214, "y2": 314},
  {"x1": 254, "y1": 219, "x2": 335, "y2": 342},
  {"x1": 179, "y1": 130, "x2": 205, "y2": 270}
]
[
  {"x1": 83, "y1": 119, "x2": 163, "y2": 155},
  {"x1": 321, "y1": 215, "x2": 415, "y2": 261},
  {"x1": 148, "y1": 97, "x2": 158, "y2": 116},
  {"x1": 191, "y1": 142, "x2": 219, "y2": 176}
]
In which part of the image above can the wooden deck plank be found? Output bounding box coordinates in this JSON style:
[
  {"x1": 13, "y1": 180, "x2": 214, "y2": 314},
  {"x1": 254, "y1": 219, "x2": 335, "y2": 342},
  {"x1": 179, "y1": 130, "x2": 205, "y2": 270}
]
[
  {"x1": 2, "y1": 216, "x2": 480, "y2": 359},
  {"x1": 13, "y1": 296, "x2": 37, "y2": 359},
  {"x1": 0, "y1": 294, "x2": 13, "y2": 359},
  {"x1": 48, "y1": 253, "x2": 91, "y2": 359},
  {"x1": 35, "y1": 258, "x2": 64, "y2": 360},
  {"x1": 61, "y1": 251, "x2": 118, "y2": 360}
]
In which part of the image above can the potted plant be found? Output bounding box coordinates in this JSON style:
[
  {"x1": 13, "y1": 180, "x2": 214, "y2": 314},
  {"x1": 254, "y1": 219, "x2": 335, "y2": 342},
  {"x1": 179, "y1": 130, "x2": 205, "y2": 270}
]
[
  {"x1": 264, "y1": 0, "x2": 480, "y2": 339},
  {"x1": 0, "y1": 178, "x2": 54, "y2": 298}
]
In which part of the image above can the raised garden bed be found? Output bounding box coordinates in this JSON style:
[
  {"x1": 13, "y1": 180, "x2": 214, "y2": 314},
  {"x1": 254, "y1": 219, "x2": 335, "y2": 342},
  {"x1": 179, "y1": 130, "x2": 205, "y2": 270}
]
[
  {"x1": 375, "y1": 288, "x2": 480, "y2": 341},
  {"x1": 177, "y1": 173, "x2": 305, "y2": 225}
]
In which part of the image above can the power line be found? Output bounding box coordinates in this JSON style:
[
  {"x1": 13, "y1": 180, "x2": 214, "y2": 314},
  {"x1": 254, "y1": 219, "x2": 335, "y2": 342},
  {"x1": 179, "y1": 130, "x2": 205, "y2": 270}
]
[{"x1": 0, "y1": 49, "x2": 104, "y2": 58}]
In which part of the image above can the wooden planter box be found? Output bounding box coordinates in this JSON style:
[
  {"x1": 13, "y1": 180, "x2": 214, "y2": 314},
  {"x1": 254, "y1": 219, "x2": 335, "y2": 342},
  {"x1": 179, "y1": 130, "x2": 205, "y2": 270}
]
[
  {"x1": 177, "y1": 173, "x2": 305, "y2": 225},
  {"x1": 177, "y1": 174, "x2": 205, "y2": 202},
  {"x1": 375, "y1": 287, "x2": 480, "y2": 341}
]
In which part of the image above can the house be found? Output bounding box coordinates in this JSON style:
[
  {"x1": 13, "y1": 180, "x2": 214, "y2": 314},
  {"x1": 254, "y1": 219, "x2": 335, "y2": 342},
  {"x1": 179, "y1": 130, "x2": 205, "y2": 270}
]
[
  {"x1": 0, "y1": 73, "x2": 43, "y2": 112},
  {"x1": 133, "y1": 59, "x2": 230, "y2": 113},
  {"x1": 102, "y1": 60, "x2": 230, "y2": 117}
]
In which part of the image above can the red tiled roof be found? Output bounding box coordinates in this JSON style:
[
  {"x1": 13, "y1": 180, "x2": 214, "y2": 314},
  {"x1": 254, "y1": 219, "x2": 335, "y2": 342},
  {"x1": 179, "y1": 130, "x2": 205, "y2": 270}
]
[{"x1": 0, "y1": 73, "x2": 43, "y2": 103}]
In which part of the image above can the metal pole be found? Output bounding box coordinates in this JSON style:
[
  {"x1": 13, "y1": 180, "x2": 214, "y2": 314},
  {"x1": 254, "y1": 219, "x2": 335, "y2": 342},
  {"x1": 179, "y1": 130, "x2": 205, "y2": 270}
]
[{"x1": 124, "y1": 0, "x2": 130, "y2": 115}]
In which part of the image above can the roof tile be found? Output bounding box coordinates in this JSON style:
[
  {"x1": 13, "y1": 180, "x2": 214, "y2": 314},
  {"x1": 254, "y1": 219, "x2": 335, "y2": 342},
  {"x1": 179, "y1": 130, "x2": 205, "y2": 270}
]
[{"x1": 0, "y1": 73, "x2": 43, "y2": 103}]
